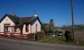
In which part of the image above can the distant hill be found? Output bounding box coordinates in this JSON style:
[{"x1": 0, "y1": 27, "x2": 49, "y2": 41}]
[{"x1": 62, "y1": 24, "x2": 84, "y2": 31}]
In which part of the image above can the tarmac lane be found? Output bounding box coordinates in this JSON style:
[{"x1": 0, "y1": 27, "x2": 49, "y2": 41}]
[{"x1": 0, "y1": 38, "x2": 84, "y2": 50}]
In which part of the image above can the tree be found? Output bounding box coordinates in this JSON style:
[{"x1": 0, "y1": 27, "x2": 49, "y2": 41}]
[
  {"x1": 48, "y1": 19, "x2": 54, "y2": 34},
  {"x1": 64, "y1": 30, "x2": 72, "y2": 42},
  {"x1": 41, "y1": 19, "x2": 55, "y2": 35}
]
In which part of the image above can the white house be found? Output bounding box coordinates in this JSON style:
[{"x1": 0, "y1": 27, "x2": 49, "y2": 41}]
[{"x1": 0, "y1": 14, "x2": 41, "y2": 36}]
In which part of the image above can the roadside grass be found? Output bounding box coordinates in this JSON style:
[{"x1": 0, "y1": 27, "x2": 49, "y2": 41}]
[
  {"x1": 39, "y1": 35, "x2": 66, "y2": 44},
  {"x1": 39, "y1": 35, "x2": 77, "y2": 45},
  {"x1": 76, "y1": 40, "x2": 84, "y2": 46}
]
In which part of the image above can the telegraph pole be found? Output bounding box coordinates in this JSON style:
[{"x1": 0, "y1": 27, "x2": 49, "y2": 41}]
[{"x1": 70, "y1": 0, "x2": 74, "y2": 41}]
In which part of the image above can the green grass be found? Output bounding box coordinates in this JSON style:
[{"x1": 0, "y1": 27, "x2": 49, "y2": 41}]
[
  {"x1": 39, "y1": 35, "x2": 78, "y2": 46},
  {"x1": 38, "y1": 34, "x2": 84, "y2": 46},
  {"x1": 39, "y1": 35, "x2": 66, "y2": 44}
]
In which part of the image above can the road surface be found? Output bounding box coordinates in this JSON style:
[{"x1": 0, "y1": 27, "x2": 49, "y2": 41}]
[{"x1": 0, "y1": 38, "x2": 84, "y2": 50}]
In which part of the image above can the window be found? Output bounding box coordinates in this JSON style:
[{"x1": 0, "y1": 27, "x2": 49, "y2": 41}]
[{"x1": 4, "y1": 24, "x2": 10, "y2": 32}]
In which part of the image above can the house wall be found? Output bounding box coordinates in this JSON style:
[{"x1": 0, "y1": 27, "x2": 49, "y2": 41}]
[
  {"x1": 16, "y1": 28, "x2": 21, "y2": 33},
  {"x1": 0, "y1": 16, "x2": 15, "y2": 34},
  {"x1": 31, "y1": 20, "x2": 41, "y2": 33},
  {"x1": 22, "y1": 20, "x2": 41, "y2": 34},
  {"x1": 22, "y1": 24, "x2": 31, "y2": 34}
]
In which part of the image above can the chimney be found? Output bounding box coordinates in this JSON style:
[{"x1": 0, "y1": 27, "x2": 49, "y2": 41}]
[
  {"x1": 33, "y1": 14, "x2": 38, "y2": 17},
  {"x1": 11, "y1": 12, "x2": 16, "y2": 16}
]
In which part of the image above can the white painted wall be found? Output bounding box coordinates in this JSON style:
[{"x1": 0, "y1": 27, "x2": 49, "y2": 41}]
[
  {"x1": 0, "y1": 16, "x2": 15, "y2": 34},
  {"x1": 31, "y1": 20, "x2": 41, "y2": 33},
  {"x1": 22, "y1": 24, "x2": 31, "y2": 34},
  {"x1": 0, "y1": 16, "x2": 41, "y2": 35},
  {"x1": 16, "y1": 28, "x2": 21, "y2": 33},
  {"x1": 22, "y1": 20, "x2": 41, "y2": 34}
]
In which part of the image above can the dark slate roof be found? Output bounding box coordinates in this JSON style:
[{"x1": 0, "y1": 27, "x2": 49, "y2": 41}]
[{"x1": 0, "y1": 14, "x2": 41, "y2": 26}]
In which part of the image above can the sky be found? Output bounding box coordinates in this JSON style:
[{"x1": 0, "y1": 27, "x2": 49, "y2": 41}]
[{"x1": 0, "y1": 0, "x2": 84, "y2": 26}]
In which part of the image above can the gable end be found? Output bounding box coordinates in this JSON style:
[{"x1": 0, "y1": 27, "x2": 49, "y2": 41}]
[{"x1": 0, "y1": 14, "x2": 16, "y2": 24}]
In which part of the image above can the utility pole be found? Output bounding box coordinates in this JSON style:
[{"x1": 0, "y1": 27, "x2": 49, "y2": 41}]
[{"x1": 70, "y1": 0, "x2": 74, "y2": 41}]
